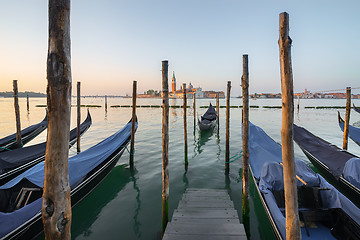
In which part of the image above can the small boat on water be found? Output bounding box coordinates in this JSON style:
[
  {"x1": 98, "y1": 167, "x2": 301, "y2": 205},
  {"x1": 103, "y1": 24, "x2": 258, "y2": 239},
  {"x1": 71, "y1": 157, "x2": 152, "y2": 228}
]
[
  {"x1": 293, "y1": 124, "x2": 360, "y2": 209},
  {"x1": 354, "y1": 104, "x2": 360, "y2": 114},
  {"x1": 0, "y1": 110, "x2": 92, "y2": 185},
  {"x1": 0, "y1": 112, "x2": 48, "y2": 152},
  {"x1": 0, "y1": 117, "x2": 137, "y2": 239},
  {"x1": 198, "y1": 103, "x2": 217, "y2": 131},
  {"x1": 248, "y1": 122, "x2": 360, "y2": 239},
  {"x1": 338, "y1": 112, "x2": 360, "y2": 147}
]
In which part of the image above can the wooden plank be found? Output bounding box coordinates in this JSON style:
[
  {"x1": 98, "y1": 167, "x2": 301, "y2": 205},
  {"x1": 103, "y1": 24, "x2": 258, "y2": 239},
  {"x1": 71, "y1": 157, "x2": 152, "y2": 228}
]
[
  {"x1": 171, "y1": 217, "x2": 240, "y2": 224},
  {"x1": 186, "y1": 188, "x2": 227, "y2": 192},
  {"x1": 165, "y1": 222, "x2": 246, "y2": 236},
  {"x1": 173, "y1": 209, "x2": 238, "y2": 219},
  {"x1": 181, "y1": 195, "x2": 230, "y2": 202},
  {"x1": 183, "y1": 191, "x2": 229, "y2": 198},
  {"x1": 178, "y1": 200, "x2": 234, "y2": 209},
  {"x1": 163, "y1": 233, "x2": 245, "y2": 240},
  {"x1": 164, "y1": 188, "x2": 246, "y2": 240}
]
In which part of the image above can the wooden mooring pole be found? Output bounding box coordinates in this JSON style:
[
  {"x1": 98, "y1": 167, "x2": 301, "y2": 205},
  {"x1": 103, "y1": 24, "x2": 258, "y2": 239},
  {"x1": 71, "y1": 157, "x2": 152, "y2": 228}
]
[
  {"x1": 130, "y1": 80, "x2": 137, "y2": 168},
  {"x1": 297, "y1": 95, "x2": 300, "y2": 111},
  {"x1": 183, "y1": 83, "x2": 188, "y2": 169},
  {"x1": 225, "y1": 81, "x2": 231, "y2": 174},
  {"x1": 343, "y1": 87, "x2": 351, "y2": 150},
  {"x1": 27, "y1": 94, "x2": 30, "y2": 112},
  {"x1": 77, "y1": 81, "x2": 81, "y2": 153},
  {"x1": 13, "y1": 80, "x2": 22, "y2": 148},
  {"x1": 42, "y1": 0, "x2": 72, "y2": 238},
  {"x1": 105, "y1": 95, "x2": 108, "y2": 110},
  {"x1": 279, "y1": 12, "x2": 300, "y2": 240},
  {"x1": 161, "y1": 60, "x2": 169, "y2": 236},
  {"x1": 241, "y1": 55, "x2": 249, "y2": 216},
  {"x1": 216, "y1": 93, "x2": 220, "y2": 130},
  {"x1": 193, "y1": 93, "x2": 196, "y2": 127}
]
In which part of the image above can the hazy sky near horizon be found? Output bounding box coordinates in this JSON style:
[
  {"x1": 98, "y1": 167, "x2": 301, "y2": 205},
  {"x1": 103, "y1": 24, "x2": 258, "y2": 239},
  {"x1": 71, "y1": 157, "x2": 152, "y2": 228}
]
[{"x1": 0, "y1": 1, "x2": 359, "y2": 96}]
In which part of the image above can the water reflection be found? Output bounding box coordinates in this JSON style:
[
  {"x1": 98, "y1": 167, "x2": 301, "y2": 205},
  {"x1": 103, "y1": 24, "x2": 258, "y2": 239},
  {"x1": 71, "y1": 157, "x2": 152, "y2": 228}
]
[
  {"x1": 71, "y1": 164, "x2": 131, "y2": 238},
  {"x1": 195, "y1": 127, "x2": 215, "y2": 154},
  {"x1": 130, "y1": 168, "x2": 142, "y2": 238}
]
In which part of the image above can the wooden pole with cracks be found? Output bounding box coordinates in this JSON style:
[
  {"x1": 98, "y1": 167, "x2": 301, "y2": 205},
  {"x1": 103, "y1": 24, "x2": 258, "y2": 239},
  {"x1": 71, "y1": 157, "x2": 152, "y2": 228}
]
[
  {"x1": 42, "y1": 0, "x2": 72, "y2": 238},
  {"x1": 183, "y1": 83, "x2": 188, "y2": 169},
  {"x1": 13, "y1": 80, "x2": 22, "y2": 148},
  {"x1": 216, "y1": 93, "x2": 220, "y2": 130},
  {"x1": 130, "y1": 80, "x2": 137, "y2": 168},
  {"x1": 161, "y1": 60, "x2": 169, "y2": 236},
  {"x1": 193, "y1": 93, "x2": 196, "y2": 127},
  {"x1": 241, "y1": 55, "x2": 250, "y2": 217},
  {"x1": 343, "y1": 87, "x2": 351, "y2": 150},
  {"x1": 279, "y1": 12, "x2": 301, "y2": 240},
  {"x1": 225, "y1": 81, "x2": 231, "y2": 174},
  {"x1": 77, "y1": 81, "x2": 81, "y2": 153},
  {"x1": 27, "y1": 94, "x2": 30, "y2": 112}
]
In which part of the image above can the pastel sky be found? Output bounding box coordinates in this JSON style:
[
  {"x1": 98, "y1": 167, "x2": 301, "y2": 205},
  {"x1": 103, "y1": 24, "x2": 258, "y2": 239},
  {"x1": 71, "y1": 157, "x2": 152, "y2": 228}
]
[{"x1": 0, "y1": 0, "x2": 359, "y2": 96}]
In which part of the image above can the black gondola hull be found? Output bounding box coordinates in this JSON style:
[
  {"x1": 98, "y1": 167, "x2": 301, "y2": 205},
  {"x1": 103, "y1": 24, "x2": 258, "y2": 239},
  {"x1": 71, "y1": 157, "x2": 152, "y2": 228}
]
[{"x1": 249, "y1": 165, "x2": 283, "y2": 240}]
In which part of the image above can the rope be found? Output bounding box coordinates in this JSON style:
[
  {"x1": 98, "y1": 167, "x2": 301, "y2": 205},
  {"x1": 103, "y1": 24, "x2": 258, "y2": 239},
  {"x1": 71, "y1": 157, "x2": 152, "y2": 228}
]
[
  {"x1": 312, "y1": 86, "x2": 360, "y2": 93},
  {"x1": 0, "y1": 147, "x2": 12, "y2": 151},
  {"x1": 225, "y1": 150, "x2": 243, "y2": 163},
  {"x1": 126, "y1": 145, "x2": 135, "y2": 156},
  {"x1": 10, "y1": 139, "x2": 23, "y2": 147}
]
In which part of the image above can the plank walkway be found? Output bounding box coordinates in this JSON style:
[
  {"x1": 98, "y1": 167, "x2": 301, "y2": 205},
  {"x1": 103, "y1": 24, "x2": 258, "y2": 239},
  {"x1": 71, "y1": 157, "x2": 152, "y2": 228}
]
[{"x1": 163, "y1": 188, "x2": 247, "y2": 240}]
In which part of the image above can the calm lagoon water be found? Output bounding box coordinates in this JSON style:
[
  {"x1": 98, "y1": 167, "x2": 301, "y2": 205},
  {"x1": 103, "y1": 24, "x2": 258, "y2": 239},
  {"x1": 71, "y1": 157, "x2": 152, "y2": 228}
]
[{"x1": 1, "y1": 97, "x2": 360, "y2": 240}]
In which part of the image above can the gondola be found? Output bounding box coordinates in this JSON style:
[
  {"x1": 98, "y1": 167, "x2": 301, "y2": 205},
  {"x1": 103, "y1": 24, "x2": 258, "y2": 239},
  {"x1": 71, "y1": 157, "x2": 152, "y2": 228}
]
[
  {"x1": 248, "y1": 122, "x2": 360, "y2": 239},
  {"x1": 293, "y1": 123, "x2": 360, "y2": 209},
  {"x1": 0, "y1": 110, "x2": 92, "y2": 185},
  {"x1": 354, "y1": 104, "x2": 360, "y2": 114},
  {"x1": 0, "y1": 117, "x2": 137, "y2": 239},
  {"x1": 198, "y1": 103, "x2": 217, "y2": 131},
  {"x1": 338, "y1": 112, "x2": 360, "y2": 146},
  {"x1": 0, "y1": 112, "x2": 48, "y2": 152}
]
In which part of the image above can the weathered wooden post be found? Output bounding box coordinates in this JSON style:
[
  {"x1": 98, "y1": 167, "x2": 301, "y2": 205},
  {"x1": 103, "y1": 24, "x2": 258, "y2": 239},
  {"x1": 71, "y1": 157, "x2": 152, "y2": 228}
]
[
  {"x1": 42, "y1": 0, "x2": 72, "y2": 238},
  {"x1": 27, "y1": 94, "x2": 30, "y2": 112},
  {"x1": 13, "y1": 80, "x2": 22, "y2": 148},
  {"x1": 161, "y1": 60, "x2": 169, "y2": 236},
  {"x1": 183, "y1": 83, "x2": 188, "y2": 169},
  {"x1": 241, "y1": 55, "x2": 250, "y2": 217},
  {"x1": 343, "y1": 87, "x2": 351, "y2": 150},
  {"x1": 216, "y1": 93, "x2": 220, "y2": 130},
  {"x1": 105, "y1": 95, "x2": 108, "y2": 110},
  {"x1": 193, "y1": 93, "x2": 196, "y2": 126},
  {"x1": 77, "y1": 81, "x2": 81, "y2": 153},
  {"x1": 225, "y1": 81, "x2": 231, "y2": 174},
  {"x1": 297, "y1": 95, "x2": 300, "y2": 111},
  {"x1": 130, "y1": 80, "x2": 137, "y2": 168},
  {"x1": 279, "y1": 12, "x2": 300, "y2": 239}
]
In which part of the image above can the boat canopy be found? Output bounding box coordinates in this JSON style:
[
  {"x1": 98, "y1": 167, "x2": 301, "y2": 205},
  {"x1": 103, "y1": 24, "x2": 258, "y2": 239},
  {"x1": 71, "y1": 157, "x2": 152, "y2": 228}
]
[
  {"x1": 0, "y1": 119, "x2": 136, "y2": 238},
  {"x1": 343, "y1": 157, "x2": 360, "y2": 189},
  {"x1": 1, "y1": 120, "x2": 135, "y2": 190},
  {"x1": 248, "y1": 122, "x2": 282, "y2": 179},
  {"x1": 0, "y1": 111, "x2": 91, "y2": 173},
  {"x1": 293, "y1": 124, "x2": 353, "y2": 179},
  {"x1": 201, "y1": 103, "x2": 217, "y2": 122}
]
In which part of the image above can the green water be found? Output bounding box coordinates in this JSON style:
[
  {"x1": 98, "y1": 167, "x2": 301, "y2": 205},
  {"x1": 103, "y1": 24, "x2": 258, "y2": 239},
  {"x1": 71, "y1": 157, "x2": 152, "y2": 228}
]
[{"x1": 1, "y1": 97, "x2": 360, "y2": 240}]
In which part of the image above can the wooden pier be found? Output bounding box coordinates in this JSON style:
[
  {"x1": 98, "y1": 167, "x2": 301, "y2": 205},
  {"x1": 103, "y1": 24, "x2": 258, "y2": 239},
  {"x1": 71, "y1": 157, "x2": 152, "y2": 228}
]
[{"x1": 163, "y1": 188, "x2": 246, "y2": 240}]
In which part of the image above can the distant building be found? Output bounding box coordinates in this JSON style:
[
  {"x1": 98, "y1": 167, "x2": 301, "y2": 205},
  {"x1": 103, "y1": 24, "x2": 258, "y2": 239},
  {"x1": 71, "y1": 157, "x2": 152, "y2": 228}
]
[
  {"x1": 171, "y1": 71, "x2": 176, "y2": 94},
  {"x1": 167, "y1": 72, "x2": 224, "y2": 98}
]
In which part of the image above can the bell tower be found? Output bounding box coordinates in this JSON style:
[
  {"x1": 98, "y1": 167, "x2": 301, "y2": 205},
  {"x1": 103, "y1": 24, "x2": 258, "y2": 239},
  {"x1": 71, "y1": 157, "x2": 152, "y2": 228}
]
[{"x1": 171, "y1": 71, "x2": 176, "y2": 93}]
